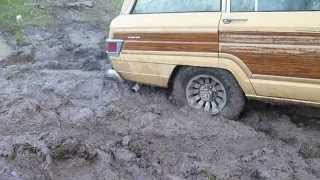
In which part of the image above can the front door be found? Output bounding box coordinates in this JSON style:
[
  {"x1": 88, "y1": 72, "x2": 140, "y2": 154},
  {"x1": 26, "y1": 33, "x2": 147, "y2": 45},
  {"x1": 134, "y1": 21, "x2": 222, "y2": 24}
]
[{"x1": 219, "y1": 0, "x2": 320, "y2": 103}]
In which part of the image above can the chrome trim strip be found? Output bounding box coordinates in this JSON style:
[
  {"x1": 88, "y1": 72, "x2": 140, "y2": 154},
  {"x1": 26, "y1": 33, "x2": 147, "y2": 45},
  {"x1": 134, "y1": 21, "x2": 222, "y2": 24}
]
[
  {"x1": 226, "y1": 0, "x2": 230, "y2": 13},
  {"x1": 222, "y1": 0, "x2": 227, "y2": 13}
]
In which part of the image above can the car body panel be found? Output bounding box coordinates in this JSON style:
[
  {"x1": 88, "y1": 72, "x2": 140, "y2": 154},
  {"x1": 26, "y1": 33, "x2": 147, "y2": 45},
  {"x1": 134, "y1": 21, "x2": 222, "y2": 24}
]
[
  {"x1": 109, "y1": 10, "x2": 223, "y2": 86},
  {"x1": 220, "y1": 11, "x2": 320, "y2": 102},
  {"x1": 112, "y1": 50, "x2": 256, "y2": 95},
  {"x1": 108, "y1": 0, "x2": 320, "y2": 105}
]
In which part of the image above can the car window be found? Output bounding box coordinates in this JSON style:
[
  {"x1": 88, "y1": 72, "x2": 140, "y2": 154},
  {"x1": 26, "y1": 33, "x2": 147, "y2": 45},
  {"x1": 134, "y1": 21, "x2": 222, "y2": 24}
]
[
  {"x1": 231, "y1": 0, "x2": 320, "y2": 12},
  {"x1": 231, "y1": 0, "x2": 255, "y2": 12},
  {"x1": 309, "y1": 0, "x2": 320, "y2": 10},
  {"x1": 132, "y1": 0, "x2": 221, "y2": 14},
  {"x1": 258, "y1": 0, "x2": 320, "y2": 11}
]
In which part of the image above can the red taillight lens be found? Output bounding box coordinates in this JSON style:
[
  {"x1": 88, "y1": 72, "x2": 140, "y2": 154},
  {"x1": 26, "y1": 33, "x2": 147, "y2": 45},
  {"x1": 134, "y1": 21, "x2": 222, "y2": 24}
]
[
  {"x1": 106, "y1": 39, "x2": 123, "y2": 56},
  {"x1": 106, "y1": 42, "x2": 117, "y2": 53}
]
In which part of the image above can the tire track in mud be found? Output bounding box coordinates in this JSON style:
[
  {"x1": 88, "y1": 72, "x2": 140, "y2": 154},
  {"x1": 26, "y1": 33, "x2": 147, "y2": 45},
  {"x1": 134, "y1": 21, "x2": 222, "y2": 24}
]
[{"x1": 0, "y1": 67, "x2": 320, "y2": 180}]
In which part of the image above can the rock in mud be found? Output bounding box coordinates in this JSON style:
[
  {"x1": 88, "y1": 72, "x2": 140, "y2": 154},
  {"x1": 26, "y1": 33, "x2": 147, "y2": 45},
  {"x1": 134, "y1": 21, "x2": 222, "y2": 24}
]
[
  {"x1": 66, "y1": 1, "x2": 94, "y2": 8},
  {"x1": 0, "y1": 35, "x2": 13, "y2": 62}
]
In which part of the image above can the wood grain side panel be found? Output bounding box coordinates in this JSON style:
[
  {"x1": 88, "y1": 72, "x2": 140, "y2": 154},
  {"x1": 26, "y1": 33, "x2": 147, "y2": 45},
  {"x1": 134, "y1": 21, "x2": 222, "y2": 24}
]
[
  {"x1": 114, "y1": 33, "x2": 219, "y2": 53},
  {"x1": 223, "y1": 51, "x2": 320, "y2": 79},
  {"x1": 220, "y1": 31, "x2": 320, "y2": 79},
  {"x1": 114, "y1": 33, "x2": 218, "y2": 42},
  {"x1": 124, "y1": 41, "x2": 218, "y2": 52},
  {"x1": 220, "y1": 31, "x2": 320, "y2": 46}
]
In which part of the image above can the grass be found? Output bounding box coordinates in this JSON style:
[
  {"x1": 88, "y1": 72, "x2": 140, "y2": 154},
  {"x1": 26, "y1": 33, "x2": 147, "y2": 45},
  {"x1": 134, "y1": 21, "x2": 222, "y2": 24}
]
[
  {"x1": 112, "y1": 0, "x2": 124, "y2": 10},
  {"x1": 0, "y1": 0, "x2": 53, "y2": 44},
  {"x1": 0, "y1": 0, "x2": 124, "y2": 44},
  {"x1": 208, "y1": 175, "x2": 217, "y2": 180},
  {"x1": 78, "y1": 0, "x2": 124, "y2": 29}
]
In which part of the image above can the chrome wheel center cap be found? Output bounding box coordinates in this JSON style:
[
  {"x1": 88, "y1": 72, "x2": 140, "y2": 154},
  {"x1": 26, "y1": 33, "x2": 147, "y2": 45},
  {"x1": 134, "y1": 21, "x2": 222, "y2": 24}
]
[{"x1": 199, "y1": 85, "x2": 215, "y2": 102}]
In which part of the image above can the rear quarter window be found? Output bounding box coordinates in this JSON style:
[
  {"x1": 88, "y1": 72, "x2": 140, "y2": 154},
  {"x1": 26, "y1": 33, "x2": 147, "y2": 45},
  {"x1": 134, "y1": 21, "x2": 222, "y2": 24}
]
[{"x1": 132, "y1": 0, "x2": 221, "y2": 14}]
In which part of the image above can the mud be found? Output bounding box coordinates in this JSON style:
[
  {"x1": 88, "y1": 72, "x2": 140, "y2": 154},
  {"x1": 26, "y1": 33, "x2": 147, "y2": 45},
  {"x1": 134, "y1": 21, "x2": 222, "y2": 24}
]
[
  {"x1": 0, "y1": 35, "x2": 12, "y2": 61},
  {"x1": 0, "y1": 65, "x2": 319, "y2": 180},
  {"x1": 0, "y1": 0, "x2": 320, "y2": 179}
]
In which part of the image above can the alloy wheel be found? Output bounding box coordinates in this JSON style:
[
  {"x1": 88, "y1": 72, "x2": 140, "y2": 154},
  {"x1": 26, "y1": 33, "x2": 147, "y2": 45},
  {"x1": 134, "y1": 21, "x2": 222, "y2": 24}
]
[{"x1": 186, "y1": 75, "x2": 227, "y2": 114}]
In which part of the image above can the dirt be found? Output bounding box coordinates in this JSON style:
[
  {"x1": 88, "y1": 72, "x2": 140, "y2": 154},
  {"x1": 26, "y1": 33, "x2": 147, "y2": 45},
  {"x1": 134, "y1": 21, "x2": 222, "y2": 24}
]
[
  {"x1": 0, "y1": 1, "x2": 320, "y2": 180},
  {"x1": 0, "y1": 35, "x2": 12, "y2": 61},
  {"x1": 0, "y1": 66, "x2": 320, "y2": 180}
]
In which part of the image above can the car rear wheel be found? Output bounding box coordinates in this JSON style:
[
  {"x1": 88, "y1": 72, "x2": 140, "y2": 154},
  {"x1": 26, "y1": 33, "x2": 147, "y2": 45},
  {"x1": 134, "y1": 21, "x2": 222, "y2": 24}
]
[
  {"x1": 186, "y1": 74, "x2": 227, "y2": 114},
  {"x1": 172, "y1": 67, "x2": 246, "y2": 120}
]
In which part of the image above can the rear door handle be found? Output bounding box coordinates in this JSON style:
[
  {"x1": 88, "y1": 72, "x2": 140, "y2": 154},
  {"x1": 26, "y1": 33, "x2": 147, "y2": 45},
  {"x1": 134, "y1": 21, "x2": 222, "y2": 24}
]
[{"x1": 223, "y1": 18, "x2": 248, "y2": 24}]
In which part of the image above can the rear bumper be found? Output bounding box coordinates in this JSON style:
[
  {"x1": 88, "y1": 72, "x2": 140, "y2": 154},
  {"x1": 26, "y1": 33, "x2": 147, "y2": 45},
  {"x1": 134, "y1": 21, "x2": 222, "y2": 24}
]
[{"x1": 106, "y1": 69, "x2": 123, "y2": 82}]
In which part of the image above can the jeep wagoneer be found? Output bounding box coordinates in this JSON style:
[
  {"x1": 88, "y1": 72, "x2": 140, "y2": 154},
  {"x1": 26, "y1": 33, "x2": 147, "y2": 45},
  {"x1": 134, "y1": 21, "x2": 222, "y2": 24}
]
[{"x1": 106, "y1": 0, "x2": 320, "y2": 119}]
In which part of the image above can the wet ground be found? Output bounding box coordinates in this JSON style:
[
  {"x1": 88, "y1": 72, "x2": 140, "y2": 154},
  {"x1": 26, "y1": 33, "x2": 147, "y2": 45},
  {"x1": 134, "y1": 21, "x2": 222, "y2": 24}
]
[
  {"x1": 0, "y1": 1, "x2": 319, "y2": 179},
  {"x1": 0, "y1": 66, "x2": 319, "y2": 180}
]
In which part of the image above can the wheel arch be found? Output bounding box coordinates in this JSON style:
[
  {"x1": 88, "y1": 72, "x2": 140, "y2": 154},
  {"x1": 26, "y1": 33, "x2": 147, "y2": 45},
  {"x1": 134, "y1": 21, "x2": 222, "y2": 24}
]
[{"x1": 167, "y1": 56, "x2": 256, "y2": 96}]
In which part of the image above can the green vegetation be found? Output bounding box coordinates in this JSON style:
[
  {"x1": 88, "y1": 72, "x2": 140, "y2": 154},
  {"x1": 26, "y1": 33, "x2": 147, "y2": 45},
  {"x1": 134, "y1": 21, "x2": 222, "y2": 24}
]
[
  {"x1": 208, "y1": 175, "x2": 217, "y2": 180},
  {"x1": 0, "y1": 0, "x2": 52, "y2": 44},
  {"x1": 0, "y1": 0, "x2": 124, "y2": 44},
  {"x1": 78, "y1": 0, "x2": 124, "y2": 29},
  {"x1": 112, "y1": 0, "x2": 124, "y2": 10}
]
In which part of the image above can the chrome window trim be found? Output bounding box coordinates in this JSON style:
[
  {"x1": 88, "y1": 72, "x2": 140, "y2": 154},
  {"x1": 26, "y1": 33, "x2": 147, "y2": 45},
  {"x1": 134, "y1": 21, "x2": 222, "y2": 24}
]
[
  {"x1": 122, "y1": 0, "x2": 136, "y2": 14},
  {"x1": 225, "y1": 0, "x2": 230, "y2": 13},
  {"x1": 221, "y1": 0, "x2": 226, "y2": 12},
  {"x1": 255, "y1": 0, "x2": 258, "y2": 11}
]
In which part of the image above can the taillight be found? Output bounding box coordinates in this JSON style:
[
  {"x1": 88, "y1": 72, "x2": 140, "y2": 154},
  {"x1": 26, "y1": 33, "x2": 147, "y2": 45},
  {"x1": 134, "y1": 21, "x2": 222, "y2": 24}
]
[{"x1": 106, "y1": 39, "x2": 124, "y2": 56}]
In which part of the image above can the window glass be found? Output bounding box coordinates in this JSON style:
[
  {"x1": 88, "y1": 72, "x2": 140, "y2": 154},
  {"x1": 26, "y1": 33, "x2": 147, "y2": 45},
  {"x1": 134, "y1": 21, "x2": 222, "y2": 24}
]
[
  {"x1": 132, "y1": 0, "x2": 221, "y2": 14},
  {"x1": 231, "y1": 0, "x2": 255, "y2": 12},
  {"x1": 231, "y1": 0, "x2": 320, "y2": 12},
  {"x1": 309, "y1": 0, "x2": 320, "y2": 10},
  {"x1": 259, "y1": 0, "x2": 320, "y2": 11}
]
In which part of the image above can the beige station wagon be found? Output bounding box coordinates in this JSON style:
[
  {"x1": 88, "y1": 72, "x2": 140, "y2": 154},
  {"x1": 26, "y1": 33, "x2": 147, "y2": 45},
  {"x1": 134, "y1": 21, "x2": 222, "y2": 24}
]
[{"x1": 106, "y1": 0, "x2": 320, "y2": 119}]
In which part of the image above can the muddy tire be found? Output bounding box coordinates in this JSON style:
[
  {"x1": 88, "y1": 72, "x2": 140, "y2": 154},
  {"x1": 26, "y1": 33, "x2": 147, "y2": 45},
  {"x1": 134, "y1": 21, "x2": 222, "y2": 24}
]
[{"x1": 172, "y1": 67, "x2": 246, "y2": 120}]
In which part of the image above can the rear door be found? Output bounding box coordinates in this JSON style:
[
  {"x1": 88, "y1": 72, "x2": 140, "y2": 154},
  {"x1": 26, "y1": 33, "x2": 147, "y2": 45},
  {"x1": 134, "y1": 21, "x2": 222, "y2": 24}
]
[
  {"x1": 219, "y1": 0, "x2": 320, "y2": 103},
  {"x1": 110, "y1": 0, "x2": 222, "y2": 86}
]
